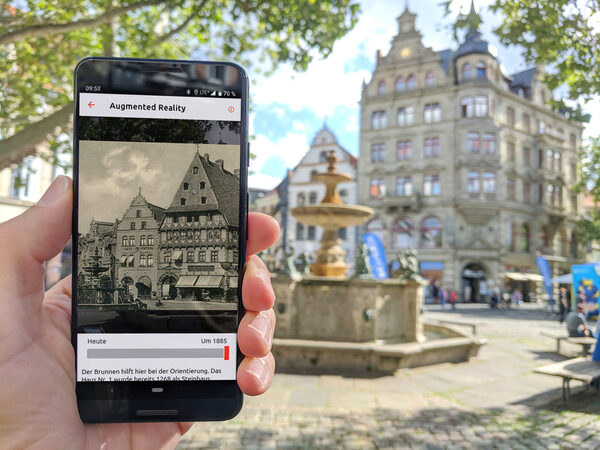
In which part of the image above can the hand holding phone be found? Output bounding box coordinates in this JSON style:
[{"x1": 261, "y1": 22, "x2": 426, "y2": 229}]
[{"x1": 0, "y1": 180, "x2": 278, "y2": 446}]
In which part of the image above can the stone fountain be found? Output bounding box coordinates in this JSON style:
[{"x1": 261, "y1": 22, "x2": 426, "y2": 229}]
[
  {"x1": 271, "y1": 152, "x2": 485, "y2": 374},
  {"x1": 291, "y1": 151, "x2": 373, "y2": 277}
]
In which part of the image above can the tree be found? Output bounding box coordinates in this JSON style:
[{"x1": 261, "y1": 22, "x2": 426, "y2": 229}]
[{"x1": 0, "y1": 0, "x2": 360, "y2": 169}]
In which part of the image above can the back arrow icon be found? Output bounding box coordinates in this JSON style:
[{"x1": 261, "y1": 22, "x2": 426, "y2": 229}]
[{"x1": 88, "y1": 101, "x2": 95, "y2": 108}]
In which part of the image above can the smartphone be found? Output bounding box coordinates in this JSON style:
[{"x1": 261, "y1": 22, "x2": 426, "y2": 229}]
[{"x1": 72, "y1": 57, "x2": 248, "y2": 422}]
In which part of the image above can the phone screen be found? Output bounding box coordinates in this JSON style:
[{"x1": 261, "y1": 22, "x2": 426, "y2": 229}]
[{"x1": 74, "y1": 60, "x2": 246, "y2": 386}]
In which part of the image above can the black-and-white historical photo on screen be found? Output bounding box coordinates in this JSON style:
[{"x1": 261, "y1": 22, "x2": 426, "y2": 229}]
[{"x1": 77, "y1": 141, "x2": 240, "y2": 312}]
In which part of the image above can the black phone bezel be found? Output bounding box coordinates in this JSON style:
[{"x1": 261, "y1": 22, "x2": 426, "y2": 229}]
[{"x1": 72, "y1": 57, "x2": 249, "y2": 423}]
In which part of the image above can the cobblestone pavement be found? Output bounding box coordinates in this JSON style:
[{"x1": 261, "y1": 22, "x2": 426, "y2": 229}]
[{"x1": 179, "y1": 304, "x2": 600, "y2": 449}]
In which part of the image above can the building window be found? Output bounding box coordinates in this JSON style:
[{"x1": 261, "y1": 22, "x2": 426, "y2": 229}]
[
  {"x1": 523, "y1": 182, "x2": 531, "y2": 203},
  {"x1": 297, "y1": 193, "x2": 305, "y2": 206},
  {"x1": 136, "y1": 210, "x2": 141, "y2": 217},
  {"x1": 407, "y1": 74, "x2": 416, "y2": 89},
  {"x1": 523, "y1": 147, "x2": 531, "y2": 166},
  {"x1": 129, "y1": 236, "x2": 135, "y2": 246},
  {"x1": 183, "y1": 183, "x2": 189, "y2": 190},
  {"x1": 140, "y1": 255, "x2": 146, "y2": 267},
  {"x1": 130, "y1": 222, "x2": 136, "y2": 230},
  {"x1": 198, "y1": 250, "x2": 206, "y2": 262},
  {"x1": 476, "y1": 61, "x2": 486, "y2": 78},
  {"x1": 187, "y1": 249, "x2": 194, "y2": 262},
  {"x1": 570, "y1": 133, "x2": 577, "y2": 150},
  {"x1": 164, "y1": 252, "x2": 171, "y2": 263},
  {"x1": 420, "y1": 216, "x2": 442, "y2": 248},
  {"x1": 370, "y1": 179, "x2": 386, "y2": 198},
  {"x1": 475, "y1": 96, "x2": 488, "y2": 117},
  {"x1": 339, "y1": 189, "x2": 348, "y2": 203},
  {"x1": 425, "y1": 71, "x2": 435, "y2": 87},
  {"x1": 462, "y1": 63, "x2": 472, "y2": 80},
  {"x1": 200, "y1": 181, "x2": 206, "y2": 189},
  {"x1": 468, "y1": 132, "x2": 480, "y2": 153},
  {"x1": 338, "y1": 227, "x2": 347, "y2": 240},
  {"x1": 424, "y1": 103, "x2": 441, "y2": 123},
  {"x1": 378, "y1": 80, "x2": 386, "y2": 95},
  {"x1": 467, "y1": 172, "x2": 480, "y2": 193},
  {"x1": 570, "y1": 162, "x2": 577, "y2": 182},
  {"x1": 296, "y1": 223, "x2": 305, "y2": 240},
  {"x1": 393, "y1": 218, "x2": 414, "y2": 249},
  {"x1": 461, "y1": 97, "x2": 474, "y2": 117},
  {"x1": 318, "y1": 151, "x2": 327, "y2": 163},
  {"x1": 539, "y1": 120, "x2": 546, "y2": 134},
  {"x1": 211, "y1": 251, "x2": 218, "y2": 262},
  {"x1": 141, "y1": 221, "x2": 146, "y2": 229},
  {"x1": 507, "y1": 178, "x2": 516, "y2": 200},
  {"x1": 570, "y1": 231, "x2": 578, "y2": 258},
  {"x1": 180, "y1": 198, "x2": 186, "y2": 206},
  {"x1": 193, "y1": 166, "x2": 198, "y2": 174},
  {"x1": 482, "y1": 172, "x2": 496, "y2": 193},
  {"x1": 372, "y1": 110, "x2": 387, "y2": 129},
  {"x1": 128, "y1": 255, "x2": 134, "y2": 267},
  {"x1": 507, "y1": 107, "x2": 515, "y2": 127},
  {"x1": 546, "y1": 150, "x2": 554, "y2": 170},
  {"x1": 423, "y1": 175, "x2": 440, "y2": 196},
  {"x1": 424, "y1": 137, "x2": 440, "y2": 158},
  {"x1": 482, "y1": 133, "x2": 495, "y2": 154},
  {"x1": 307, "y1": 226, "x2": 316, "y2": 240},
  {"x1": 201, "y1": 196, "x2": 207, "y2": 204},
  {"x1": 507, "y1": 142, "x2": 515, "y2": 162},
  {"x1": 523, "y1": 114, "x2": 531, "y2": 133},
  {"x1": 122, "y1": 236, "x2": 128, "y2": 246},
  {"x1": 395, "y1": 76, "x2": 405, "y2": 91},
  {"x1": 397, "y1": 106, "x2": 414, "y2": 126},
  {"x1": 147, "y1": 255, "x2": 153, "y2": 267},
  {"x1": 396, "y1": 177, "x2": 412, "y2": 196},
  {"x1": 309, "y1": 192, "x2": 317, "y2": 204},
  {"x1": 366, "y1": 218, "x2": 386, "y2": 245},
  {"x1": 555, "y1": 152, "x2": 562, "y2": 173},
  {"x1": 396, "y1": 141, "x2": 412, "y2": 160},
  {"x1": 141, "y1": 236, "x2": 147, "y2": 246},
  {"x1": 371, "y1": 143, "x2": 385, "y2": 162}
]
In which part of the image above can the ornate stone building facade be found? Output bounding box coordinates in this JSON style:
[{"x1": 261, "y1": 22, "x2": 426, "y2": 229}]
[{"x1": 358, "y1": 6, "x2": 584, "y2": 301}]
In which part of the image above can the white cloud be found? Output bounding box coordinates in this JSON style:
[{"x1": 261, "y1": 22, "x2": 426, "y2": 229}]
[
  {"x1": 250, "y1": 132, "x2": 308, "y2": 175},
  {"x1": 248, "y1": 173, "x2": 282, "y2": 190}
]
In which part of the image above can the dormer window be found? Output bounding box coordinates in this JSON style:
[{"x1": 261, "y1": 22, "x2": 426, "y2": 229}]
[
  {"x1": 200, "y1": 181, "x2": 206, "y2": 189},
  {"x1": 193, "y1": 167, "x2": 198, "y2": 174},
  {"x1": 395, "y1": 76, "x2": 405, "y2": 91},
  {"x1": 201, "y1": 196, "x2": 206, "y2": 204},
  {"x1": 462, "y1": 63, "x2": 472, "y2": 80},
  {"x1": 183, "y1": 182, "x2": 189, "y2": 190},
  {"x1": 136, "y1": 210, "x2": 141, "y2": 217},
  {"x1": 476, "y1": 61, "x2": 486, "y2": 79},
  {"x1": 407, "y1": 74, "x2": 416, "y2": 90},
  {"x1": 180, "y1": 198, "x2": 186, "y2": 206},
  {"x1": 378, "y1": 80, "x2": 386, "y2": 95},
  {"x1": 425, "y1": 71, "x2": 435, "y2": 87}
]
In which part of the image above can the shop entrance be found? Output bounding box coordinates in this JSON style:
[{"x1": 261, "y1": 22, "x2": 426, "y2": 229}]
[{"x1": 462, "y1": 263, "x2": 487, "y2": 302}]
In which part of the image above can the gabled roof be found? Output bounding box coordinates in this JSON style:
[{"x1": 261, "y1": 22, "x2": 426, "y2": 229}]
[{"x1": 146, "y1": 201, "x2": 166, "y2": 223}]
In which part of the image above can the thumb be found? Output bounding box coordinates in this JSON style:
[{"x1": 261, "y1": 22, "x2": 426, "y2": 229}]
[{"x1": 0, "y1": 176, "x2": 72, "y2": 292}]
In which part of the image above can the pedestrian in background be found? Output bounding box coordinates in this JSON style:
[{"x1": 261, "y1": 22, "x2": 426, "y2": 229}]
[{"x1": 449, "y1": 290, "x2": 457, "y2": 310}]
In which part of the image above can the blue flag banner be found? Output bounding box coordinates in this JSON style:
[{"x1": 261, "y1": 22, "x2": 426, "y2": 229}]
[
  {"x1": 362, "y1": 233, "x2": 389, "y2": 280},
  {"x1": 536, "y1": 256, "x2": 553, "y2": 300}
]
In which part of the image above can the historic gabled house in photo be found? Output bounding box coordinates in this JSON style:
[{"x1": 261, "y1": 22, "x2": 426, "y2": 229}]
[
  {"x1": 158, "y1": 152, "x2": 240, "y2": 301},
  {"x1": 115, "y1": 188, "x2": 165, "y2": 300}
]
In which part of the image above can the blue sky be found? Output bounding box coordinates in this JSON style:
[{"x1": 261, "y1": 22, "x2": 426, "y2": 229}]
[{"x1": 247, "y1": 0, "x2": 600, "y2": 190}]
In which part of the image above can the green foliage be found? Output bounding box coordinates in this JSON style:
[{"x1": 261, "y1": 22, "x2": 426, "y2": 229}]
[
  {"x1": 575, "y1": 137, "x2": 600, "y2": 244},
  {"x1": 0, "y1": 0, "x2": 360, "y2": 165}
]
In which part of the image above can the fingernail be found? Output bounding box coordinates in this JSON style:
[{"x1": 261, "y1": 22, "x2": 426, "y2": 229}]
[
  {"x1": 247, "y1": 358, "x2": 269, "y2": 389},
  {"x1": 38, "y1": 176, "x2": 69, "y2": 207},
  {"x1": 248, "y1": 313, "x2": 271, "y2": 347},
  {"x1": 257, "y1": 270, "x2": 276, "y2": 304}
]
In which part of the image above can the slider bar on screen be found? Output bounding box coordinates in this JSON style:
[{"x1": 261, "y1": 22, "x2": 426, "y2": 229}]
[{"x1": 87, "y1": 348, "x2": 227, "y2": 359}]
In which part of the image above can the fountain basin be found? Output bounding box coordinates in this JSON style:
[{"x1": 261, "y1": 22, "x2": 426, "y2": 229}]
[{"x1": 291, "y1": 204, "x2": 374, "y2": 228}]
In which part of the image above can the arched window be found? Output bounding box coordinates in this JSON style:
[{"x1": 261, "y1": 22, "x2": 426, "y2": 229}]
[
  {"x1": 520, "y1": 224, "x2": 530, "y2": 252},
  {"x1": 395, "y1": 76, "x2": 405, "y2": 91},
  {"x1": 425, "y1": 71, "x2": 435, "y2": 87},
  {"x1": 392, "y1": 218, "x2": 414, "y2": 249},
  {"x1": 193, "y1": 166, "x2": 199, "y2": 174},
  {"x1": 476, "y1": 61, "x2": 486, "y2": 78},
  {"x1": 420, "y1": 216, "x2": 442, "y2": 248},
  {"x1": 366, "y1": 218, "x2": 386, "y2": 245},
  {"x1": 200, "y1": 181, "x2": 206, "y2": 189},
  {"x1": 297, "y1": 192, "x2": 306, "y2": 206},
  {"x1": 319, "y1": 151, "x2": 328, "y2": 163},
  {"x1": 378, "y1": 80, "x2": 386, "y2": 95},
  {"x1": 309, "y1": 192, "x2": 317, "y2": 204},
  {"x1": 406, "y1": 74, "x2": 416, "y2": 90},
  {"x1": 570, "y1": 231, "x2": 578, "y2": 258},
  {"x1": 462, "y1": 63, "x2": 472, "y2": 80},
  {"x1": 183, "y1": 182, "x2": 189, "y2": 190},
  {"x1": 296, "y1": 222, "x2": 305, "y2": 240}
]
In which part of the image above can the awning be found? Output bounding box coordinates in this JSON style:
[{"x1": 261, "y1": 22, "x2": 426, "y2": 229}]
[
  {"x1": 194, "y1": 276, "x2": 224, "y2": 288},
  {"x1": 126, "y1": 255, "x2": 134, "y2": 264},
  {"x1": 175, "y1": 275, "x2": 198, "y2": 288},
  {"x1": 119, "y1": 256, "x2": 127, "y2": 264},
  {"x1": 505, "y1": 273, "x2": 528, "y2": 281},
  {"x1": 172, "y1": 250, "x2": 183, "y2": 261},
  {"x1": 229, "y1": 277, "x2": 238, "y2": 288},
  {"x1": 551, "y1": 273, "x2": 573, "y2": 284},
  {"x1": 525, "y1": 273, "x2": 544, "y2": 282}
]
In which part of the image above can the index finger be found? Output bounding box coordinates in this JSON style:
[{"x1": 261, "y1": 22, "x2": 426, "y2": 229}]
[{"x1": 246, "y1": 212, "x2": 279, "y2": 258}]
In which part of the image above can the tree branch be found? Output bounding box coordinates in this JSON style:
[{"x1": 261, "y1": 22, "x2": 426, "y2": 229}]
[
  {"x1": 0, "y1": 0, "x2": 167, "y2": 45},
  {"x1": 0, "y1": 103, "x2": 73, "y2": 170},
  {"x1": 156, "y1": 11, "x2": 197, "y2": 43}
]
